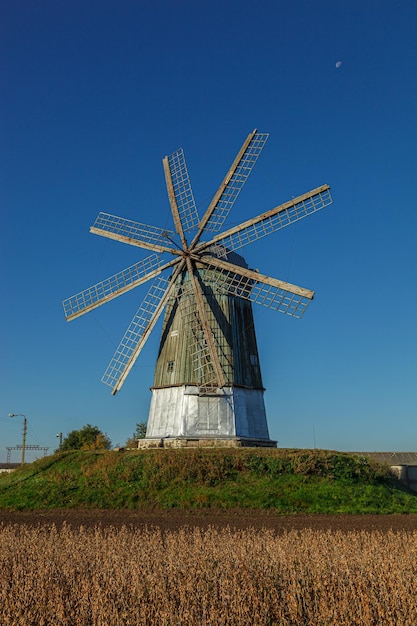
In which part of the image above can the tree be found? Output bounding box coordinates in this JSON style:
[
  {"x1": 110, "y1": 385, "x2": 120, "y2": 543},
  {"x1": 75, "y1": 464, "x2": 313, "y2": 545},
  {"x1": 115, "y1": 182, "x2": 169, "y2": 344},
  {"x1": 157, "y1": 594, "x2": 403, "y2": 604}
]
[
  {"x1": 125, "y1": 421, "x2": 147, "y2": 447},
  {"x1": 61, "y1": 424, "x2": 112, "y2": 451},
  {"x1": 135, "y1": 421, "x2": 148, "y2": 439}
]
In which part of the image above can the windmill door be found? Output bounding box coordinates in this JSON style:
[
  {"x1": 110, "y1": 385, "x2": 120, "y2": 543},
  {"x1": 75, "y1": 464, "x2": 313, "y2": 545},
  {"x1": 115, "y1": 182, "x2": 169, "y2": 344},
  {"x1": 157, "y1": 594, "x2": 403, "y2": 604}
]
[{"x1": 185, "y1": 395, "x2": 233, "y2": 437}]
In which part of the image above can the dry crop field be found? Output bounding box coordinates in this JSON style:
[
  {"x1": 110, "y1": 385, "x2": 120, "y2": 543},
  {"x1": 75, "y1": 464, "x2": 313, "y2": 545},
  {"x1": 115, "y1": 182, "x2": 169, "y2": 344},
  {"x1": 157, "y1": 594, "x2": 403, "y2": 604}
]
[{"x1": 1, "y1": 513, "x2": 417, "y2": 625}]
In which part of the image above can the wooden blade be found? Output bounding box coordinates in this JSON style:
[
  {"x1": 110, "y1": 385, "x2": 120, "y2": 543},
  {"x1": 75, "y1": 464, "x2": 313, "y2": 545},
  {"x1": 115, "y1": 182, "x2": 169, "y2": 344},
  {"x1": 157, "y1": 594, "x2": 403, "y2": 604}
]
[
  {"x1": 63, "y1": 255, "x2": 180, "y2": 321},
  {"x1": 103, "y1": 261, "x2": 186, "y2": 394},
  {"x1": 185, "y1": 257, "x2": 226, "y2": 388},
  {"x1": 196, "y1": 185, "x2": 332, "y2": 255},
  {"x1": 163, "y1": 154, "x2": 188, "y2": 250},
  {"x1": 198, "y1": 254, "x2": 314, "y2": 318},
  {"x1": 90, "y1": 213, "x2": 182, "y2": 255},
  {"x1": 163, "y1": 148, "x2": 199, "y2": 233},
  {"x1": 189, "y1": 130, "x2": 268, "y2": 248}
]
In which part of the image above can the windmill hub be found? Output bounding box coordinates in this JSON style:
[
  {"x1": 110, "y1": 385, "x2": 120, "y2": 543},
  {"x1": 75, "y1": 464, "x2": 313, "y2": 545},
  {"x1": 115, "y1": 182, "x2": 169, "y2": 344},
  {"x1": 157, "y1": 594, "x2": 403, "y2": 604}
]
[{"x1": 63, "y1": 130, "x2": 332, "y2": 448}]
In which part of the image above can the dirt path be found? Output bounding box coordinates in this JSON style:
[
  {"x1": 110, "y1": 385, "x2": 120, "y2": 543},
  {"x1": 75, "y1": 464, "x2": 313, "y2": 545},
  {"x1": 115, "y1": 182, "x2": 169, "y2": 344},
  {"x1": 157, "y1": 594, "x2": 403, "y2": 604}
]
[{"x1": 1, "y1": 509, "x2": 417, "y2": 532}]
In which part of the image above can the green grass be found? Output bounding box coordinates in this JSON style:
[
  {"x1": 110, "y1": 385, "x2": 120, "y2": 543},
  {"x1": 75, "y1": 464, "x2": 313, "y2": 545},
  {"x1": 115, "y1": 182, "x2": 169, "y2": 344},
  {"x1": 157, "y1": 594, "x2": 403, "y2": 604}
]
[{"x1": 0, "y1": 447, "x2": 416, "y2": 513}]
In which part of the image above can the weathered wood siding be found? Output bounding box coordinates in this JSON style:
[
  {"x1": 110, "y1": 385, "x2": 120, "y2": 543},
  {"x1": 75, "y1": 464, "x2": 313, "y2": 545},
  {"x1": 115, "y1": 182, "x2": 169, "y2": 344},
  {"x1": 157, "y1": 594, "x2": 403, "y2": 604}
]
[{"x1": 153, "y1": 264, "x2": 263, "y2": 389}]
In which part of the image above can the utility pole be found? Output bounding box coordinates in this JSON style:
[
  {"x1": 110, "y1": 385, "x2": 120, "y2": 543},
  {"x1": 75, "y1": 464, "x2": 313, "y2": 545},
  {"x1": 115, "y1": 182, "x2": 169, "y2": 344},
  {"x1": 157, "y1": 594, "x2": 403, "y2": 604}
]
[
  {"x1": 8, "y1": 413, "x2": 27, "y2": 464},
  {"x1": 22, "y1": 417, "x2": 27, "y2": 464}
]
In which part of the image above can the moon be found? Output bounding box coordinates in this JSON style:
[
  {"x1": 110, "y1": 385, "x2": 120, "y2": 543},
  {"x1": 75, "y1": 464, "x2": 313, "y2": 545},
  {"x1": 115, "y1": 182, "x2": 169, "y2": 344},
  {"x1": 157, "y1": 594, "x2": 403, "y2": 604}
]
[{"x1": 335, "y1": 61, "x2": 342, "y2": 68}]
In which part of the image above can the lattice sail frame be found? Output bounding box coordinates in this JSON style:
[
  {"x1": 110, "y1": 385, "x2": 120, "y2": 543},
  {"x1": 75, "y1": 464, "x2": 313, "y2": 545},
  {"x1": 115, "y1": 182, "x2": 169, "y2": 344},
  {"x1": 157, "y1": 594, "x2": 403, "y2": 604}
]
[
  {"x1": 201, "y1": 258, "x2": 312, "y2": 318},
  {"x1": 166, "y1": 148, "x2": 200, "y2": 233},
  {"x1": 101, "y1": 276, "x2": 171, "y2": 390},
  {"x1": 63, "y1": 129, "x2": 333, "y2": 394},
  {"x1": 201, "y1": 132, "x2": 269, "y2": 233}
]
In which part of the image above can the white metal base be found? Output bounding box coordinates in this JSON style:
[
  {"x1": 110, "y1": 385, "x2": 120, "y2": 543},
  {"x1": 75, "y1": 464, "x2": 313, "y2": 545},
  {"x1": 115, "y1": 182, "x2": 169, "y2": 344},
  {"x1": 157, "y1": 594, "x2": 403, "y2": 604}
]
[{"x1": 146, "y1": 385, "x2": 272, "y2": 441}]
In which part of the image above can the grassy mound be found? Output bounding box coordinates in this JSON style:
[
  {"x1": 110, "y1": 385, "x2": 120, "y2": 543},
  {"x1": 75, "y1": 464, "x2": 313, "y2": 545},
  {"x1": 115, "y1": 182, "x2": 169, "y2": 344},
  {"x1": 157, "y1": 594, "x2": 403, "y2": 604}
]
[{"x1": 0, "y1": 448, "x2": 416, "y2": 513}]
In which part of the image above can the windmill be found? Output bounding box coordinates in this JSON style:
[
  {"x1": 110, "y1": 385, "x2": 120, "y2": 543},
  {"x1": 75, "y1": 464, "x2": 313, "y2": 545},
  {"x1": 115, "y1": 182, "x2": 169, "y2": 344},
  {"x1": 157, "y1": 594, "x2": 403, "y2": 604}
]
[{"x1": 63, "y1": 130, "x2": 332, "y2": 447}]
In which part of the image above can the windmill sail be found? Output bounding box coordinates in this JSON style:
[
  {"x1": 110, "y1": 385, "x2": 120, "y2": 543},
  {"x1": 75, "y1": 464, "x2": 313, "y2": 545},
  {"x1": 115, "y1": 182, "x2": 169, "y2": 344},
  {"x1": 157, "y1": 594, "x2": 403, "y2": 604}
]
[
  {"x1": 102, "y1": 275, "x2": 172, "y2": 394},
  {"x1": 200, "y1": 253, "x2": 314, "y2": 318},
  {"x1": 196, "y1": 185, "x2": 332, "y2": 256},
  {"x1": 91, "y1": 213, "x2": 181, "y2": 254},
  {"x1": 164, "y1": 148, "x2": 200, "y2": 233},
  {"x1": 63, "y1": 255, "x2": 178, "y2": 321},
  {"x1": 191, "y1": 130, "x2": 269, "y2": 246},
  {"x1": 202, "y1": 131, "x2": 269, "y2": 233}
]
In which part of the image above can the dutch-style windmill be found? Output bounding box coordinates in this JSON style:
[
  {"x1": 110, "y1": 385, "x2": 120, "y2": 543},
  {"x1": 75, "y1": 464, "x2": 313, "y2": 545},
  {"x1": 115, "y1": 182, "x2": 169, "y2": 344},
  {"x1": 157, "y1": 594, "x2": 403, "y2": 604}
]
[{"x1": 63, "y1": 130, "x2": 332, "y2": 447}]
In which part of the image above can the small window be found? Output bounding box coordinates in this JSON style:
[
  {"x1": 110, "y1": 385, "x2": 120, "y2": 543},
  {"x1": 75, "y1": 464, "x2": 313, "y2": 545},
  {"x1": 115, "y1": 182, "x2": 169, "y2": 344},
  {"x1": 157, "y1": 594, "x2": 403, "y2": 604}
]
[
  {"x1": 250, "y1": 354, "x2": 258, "y2": 366},
  {"x1": 167, "y1": 361, "x2": 175, "y2": 373}
]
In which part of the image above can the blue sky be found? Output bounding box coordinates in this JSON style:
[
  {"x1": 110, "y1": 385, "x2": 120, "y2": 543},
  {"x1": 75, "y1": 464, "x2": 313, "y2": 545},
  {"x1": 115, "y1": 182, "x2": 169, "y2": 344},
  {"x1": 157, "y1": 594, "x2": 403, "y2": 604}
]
[{"x1": 1, "y1": 0, "x2": 416, "y2": 461}]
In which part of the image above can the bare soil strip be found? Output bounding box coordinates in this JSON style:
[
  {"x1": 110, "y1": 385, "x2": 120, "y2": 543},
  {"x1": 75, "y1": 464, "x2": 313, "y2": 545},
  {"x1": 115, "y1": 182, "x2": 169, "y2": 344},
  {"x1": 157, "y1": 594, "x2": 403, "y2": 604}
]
[{"x1": 1, "y1": 509, "x2": 417, "y2": 532}]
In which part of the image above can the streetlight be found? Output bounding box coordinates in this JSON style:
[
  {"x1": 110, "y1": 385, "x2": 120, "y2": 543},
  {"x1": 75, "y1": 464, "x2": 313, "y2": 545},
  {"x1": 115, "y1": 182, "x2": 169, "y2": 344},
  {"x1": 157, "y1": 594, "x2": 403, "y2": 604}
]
[
  {"x1": 56, "y1": 432, "x2": 63, "y2": 452},
  {"x1": 8, "y1": 413, "x2": 27, "y2": 464}
]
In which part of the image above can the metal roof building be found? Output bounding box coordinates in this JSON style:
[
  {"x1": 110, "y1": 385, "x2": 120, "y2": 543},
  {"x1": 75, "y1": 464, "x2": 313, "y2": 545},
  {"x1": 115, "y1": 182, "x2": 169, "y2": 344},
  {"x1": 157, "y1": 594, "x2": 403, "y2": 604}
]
[{"x1": 353, "y1": 452, "x2": 417, "y2": 492}]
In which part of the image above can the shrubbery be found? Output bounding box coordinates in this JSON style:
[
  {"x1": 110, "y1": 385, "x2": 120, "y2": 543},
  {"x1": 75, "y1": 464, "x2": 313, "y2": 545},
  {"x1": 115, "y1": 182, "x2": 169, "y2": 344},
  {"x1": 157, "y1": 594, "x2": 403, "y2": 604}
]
[{"x1": 0, "y1": 448, "x2": 411, "y2": 513}]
